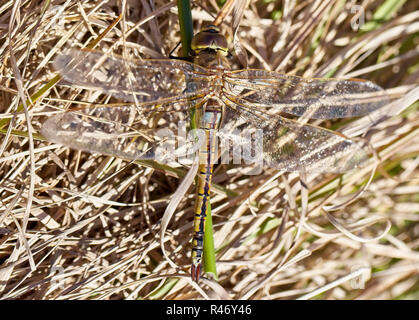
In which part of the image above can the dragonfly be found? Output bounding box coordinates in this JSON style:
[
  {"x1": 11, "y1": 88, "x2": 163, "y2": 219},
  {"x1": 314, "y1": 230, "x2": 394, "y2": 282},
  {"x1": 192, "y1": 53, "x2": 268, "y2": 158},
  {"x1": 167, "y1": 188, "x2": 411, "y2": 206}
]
[{"x1": 42, "y1": 25, "x2": 388, "y2": 282}]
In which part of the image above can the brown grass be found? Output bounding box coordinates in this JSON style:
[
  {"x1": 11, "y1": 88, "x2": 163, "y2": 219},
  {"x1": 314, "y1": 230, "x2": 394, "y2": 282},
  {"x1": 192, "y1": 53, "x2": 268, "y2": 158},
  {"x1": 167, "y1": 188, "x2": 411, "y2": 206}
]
[{"x1": 0, "y1": 0, "x2": 418, "y2": 299}]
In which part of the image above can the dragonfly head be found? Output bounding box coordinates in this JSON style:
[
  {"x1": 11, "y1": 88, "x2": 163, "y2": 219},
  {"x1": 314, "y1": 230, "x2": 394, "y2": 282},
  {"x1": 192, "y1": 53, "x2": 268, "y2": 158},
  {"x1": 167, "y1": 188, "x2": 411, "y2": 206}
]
[{"x1": 191, "y1": 25, "x2": 229, "y2": 57}]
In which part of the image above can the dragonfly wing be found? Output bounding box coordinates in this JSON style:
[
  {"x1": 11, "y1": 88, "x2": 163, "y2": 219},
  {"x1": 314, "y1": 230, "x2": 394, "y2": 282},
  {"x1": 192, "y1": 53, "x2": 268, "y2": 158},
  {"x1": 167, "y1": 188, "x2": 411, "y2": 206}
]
[
  {"x1": 220, "y1": 97, "x2": 368, "y2": 173},
  {"x1": 54, "y1": 49, "x2": 212, "y2": 106},
  {"x1": 41, "y1": 103, "x2": 205, "y2": 163},
  {"x1": 223, "y1": 70, "x2": 389, "y2": 119}
]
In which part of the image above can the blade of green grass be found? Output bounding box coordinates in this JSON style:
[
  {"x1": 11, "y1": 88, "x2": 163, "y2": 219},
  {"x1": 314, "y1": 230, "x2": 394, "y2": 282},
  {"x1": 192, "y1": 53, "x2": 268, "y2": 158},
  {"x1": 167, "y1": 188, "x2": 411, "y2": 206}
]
[
  {"x1": 360, "y1": 0, "x2": 407, "y2": 32},
  {"x1": 203, "y1": 202, "x2": 218, "y2": 280},
  {"x1": 148, "y1": 278, "x2": 179, "y2": 299},
  {"x1": 177, "y1": 0, "x2": 193, "y2": 58}
]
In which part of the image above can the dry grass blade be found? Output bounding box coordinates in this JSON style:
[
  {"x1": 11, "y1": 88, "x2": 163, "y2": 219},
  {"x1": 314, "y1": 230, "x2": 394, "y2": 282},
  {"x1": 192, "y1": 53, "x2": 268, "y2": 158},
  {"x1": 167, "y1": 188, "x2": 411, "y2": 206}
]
[
  {"x1": 160, "y1": 155, "x2": 198, "y2": 275},
  {"x1": 0, "y1": 0, "x2": 418, "y2": 300}
]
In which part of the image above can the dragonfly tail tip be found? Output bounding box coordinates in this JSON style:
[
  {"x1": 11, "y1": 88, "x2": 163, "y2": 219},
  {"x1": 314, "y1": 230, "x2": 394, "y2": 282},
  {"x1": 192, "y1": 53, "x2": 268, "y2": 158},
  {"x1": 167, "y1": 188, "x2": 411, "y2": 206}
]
[{"x1": 191, "y1": 263, "x2": 202, "y2": 282}]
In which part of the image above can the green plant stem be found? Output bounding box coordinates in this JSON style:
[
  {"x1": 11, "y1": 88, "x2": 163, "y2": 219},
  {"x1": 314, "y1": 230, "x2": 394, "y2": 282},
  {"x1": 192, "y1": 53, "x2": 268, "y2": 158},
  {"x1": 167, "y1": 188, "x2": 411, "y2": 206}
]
[{"x1": 177, "y1": 0, "x2": 193, "y2": 58}]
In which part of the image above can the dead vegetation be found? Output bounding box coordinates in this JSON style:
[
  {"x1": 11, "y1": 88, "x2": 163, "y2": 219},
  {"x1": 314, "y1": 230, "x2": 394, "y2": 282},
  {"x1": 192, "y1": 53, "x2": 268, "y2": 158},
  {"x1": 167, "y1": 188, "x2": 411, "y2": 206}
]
[{"x1": 0, "y1": 0, "x2": 418, "y2": 299}]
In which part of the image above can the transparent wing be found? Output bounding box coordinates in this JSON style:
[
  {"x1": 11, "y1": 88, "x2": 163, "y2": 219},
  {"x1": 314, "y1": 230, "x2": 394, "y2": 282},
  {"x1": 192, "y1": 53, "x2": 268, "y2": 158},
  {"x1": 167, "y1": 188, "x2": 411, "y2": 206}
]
[
  {"x1": 220, "y1": 96, "x2": 368, "y2": 173},
  {"x1": 223, "y1": 69, "x2": 389, "y2": 119},
  {"x1": 54, "y1": 49, "x2": 213, "y2": 106},
  {"x1": 41, "y1": 102, "x2": 206, "y2": 163}
]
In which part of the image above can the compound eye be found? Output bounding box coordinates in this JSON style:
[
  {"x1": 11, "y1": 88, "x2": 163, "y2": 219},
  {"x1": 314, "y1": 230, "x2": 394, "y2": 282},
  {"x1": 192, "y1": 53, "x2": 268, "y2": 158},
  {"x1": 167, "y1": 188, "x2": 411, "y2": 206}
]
[{"x1": 191, "y1": 27, "x2": 228, "y2": 53}]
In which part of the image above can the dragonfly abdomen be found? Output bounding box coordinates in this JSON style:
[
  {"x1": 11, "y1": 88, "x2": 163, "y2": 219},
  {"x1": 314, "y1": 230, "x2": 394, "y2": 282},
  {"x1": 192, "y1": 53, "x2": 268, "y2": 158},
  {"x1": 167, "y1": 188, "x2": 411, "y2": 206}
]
[{"x1": 191, "y1": 105, "x2": 221, "y2": 282}]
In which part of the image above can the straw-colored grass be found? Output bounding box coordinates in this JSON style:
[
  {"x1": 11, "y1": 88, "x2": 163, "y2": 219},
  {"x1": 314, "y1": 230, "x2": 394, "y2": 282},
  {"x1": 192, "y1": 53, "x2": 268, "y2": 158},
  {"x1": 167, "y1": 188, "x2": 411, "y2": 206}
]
[{"x1": 0, "y1": 0, "x2": 418, "y2": 300}]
